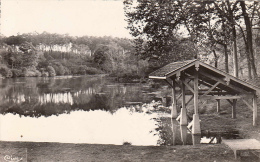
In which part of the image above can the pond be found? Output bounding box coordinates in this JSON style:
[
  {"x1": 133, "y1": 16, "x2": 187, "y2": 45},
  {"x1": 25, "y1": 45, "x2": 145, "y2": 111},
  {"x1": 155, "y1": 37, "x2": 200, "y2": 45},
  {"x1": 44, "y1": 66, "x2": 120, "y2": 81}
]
[{"x1": 0, "y1": 75, "x2": 230, "y2": 146}]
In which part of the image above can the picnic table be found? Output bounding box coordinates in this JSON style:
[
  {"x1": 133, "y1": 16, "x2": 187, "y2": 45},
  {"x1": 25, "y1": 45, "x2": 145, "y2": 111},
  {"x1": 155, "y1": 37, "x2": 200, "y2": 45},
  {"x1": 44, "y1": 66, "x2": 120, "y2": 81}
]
[{"x1": 223, "y1": 139, "x2": 260, "y2": 159}]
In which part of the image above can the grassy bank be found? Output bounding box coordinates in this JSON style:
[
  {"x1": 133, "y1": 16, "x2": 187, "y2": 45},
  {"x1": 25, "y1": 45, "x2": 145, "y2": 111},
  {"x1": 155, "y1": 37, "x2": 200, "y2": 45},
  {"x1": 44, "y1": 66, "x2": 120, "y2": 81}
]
[{"x1": 0, "y1": 141, "x2": 239, "y2": 162}]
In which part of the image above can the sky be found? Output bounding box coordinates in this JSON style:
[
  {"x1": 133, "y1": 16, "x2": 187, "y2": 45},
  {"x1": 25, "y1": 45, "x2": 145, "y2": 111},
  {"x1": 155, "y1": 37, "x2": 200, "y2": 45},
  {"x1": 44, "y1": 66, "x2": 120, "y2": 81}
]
[{"x1": 1, "y1": 0, "x2": 131, "y2": 38}]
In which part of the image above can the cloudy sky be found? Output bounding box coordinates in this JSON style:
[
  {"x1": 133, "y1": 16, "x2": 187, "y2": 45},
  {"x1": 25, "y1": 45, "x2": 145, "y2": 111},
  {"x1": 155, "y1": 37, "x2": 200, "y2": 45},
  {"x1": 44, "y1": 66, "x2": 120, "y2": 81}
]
[{"x1": 1, "y1": 0, "x2": 131, "y2": 38}]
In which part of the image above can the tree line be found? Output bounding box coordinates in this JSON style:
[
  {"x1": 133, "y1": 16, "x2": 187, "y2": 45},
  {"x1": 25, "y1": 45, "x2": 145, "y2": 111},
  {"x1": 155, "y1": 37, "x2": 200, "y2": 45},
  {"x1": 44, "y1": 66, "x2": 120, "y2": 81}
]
[
  {"x1": 124, "y1": 0, "x2": 260, "y2": 80},
  {"x1": 0, "y1": 32, "x2": 149, "y2": 79}
]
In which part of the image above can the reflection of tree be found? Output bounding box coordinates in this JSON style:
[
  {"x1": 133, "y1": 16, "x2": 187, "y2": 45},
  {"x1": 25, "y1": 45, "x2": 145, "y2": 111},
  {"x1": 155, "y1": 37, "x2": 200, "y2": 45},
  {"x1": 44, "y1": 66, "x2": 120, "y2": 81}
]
[
  {"x1": 153, "y1": 117, "x2": 193, "y2": 146},
  {"x1": 0, "y1": 76, "x2": 158, "y2": 117}
]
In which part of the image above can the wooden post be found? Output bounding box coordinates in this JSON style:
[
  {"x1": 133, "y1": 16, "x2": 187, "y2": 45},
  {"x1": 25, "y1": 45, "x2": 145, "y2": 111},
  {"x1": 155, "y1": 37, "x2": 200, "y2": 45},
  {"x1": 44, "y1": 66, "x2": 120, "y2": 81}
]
[
  {"x1": 171, "y1": 79, "x2": 178, "y2": 118},
  {"x1": 253, "y1": 93, "x2": 258, "y2": 126},
  {"x1": 216, "y1": 99, "x2": 220, "y2": 113},
  {"x1": 180, "y1": 78, "x2": 188, "y2": 126},
  {"x1": 232, "y1": 99, "x2": 237, "y2": 119},
  {"x1": 194, "y1": 70, "x2": 199, "y2": 114},
  {"x1": 192, "y1": 69, "x2": 201, "y2": 135}
]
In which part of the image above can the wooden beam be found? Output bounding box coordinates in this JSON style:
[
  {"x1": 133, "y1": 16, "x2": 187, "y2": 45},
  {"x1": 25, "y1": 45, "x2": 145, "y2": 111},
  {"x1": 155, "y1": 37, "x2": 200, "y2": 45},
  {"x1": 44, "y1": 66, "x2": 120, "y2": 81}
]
[
  {"x1": 199, "y1": 70, "x2": 249, "y2": 94},
  {"x1": 232, "y1": 99, "x2": 237, "y2": 119},
  {"x1": 199, "y1": 95, "x2": 243, "y2": 100},
  {"x1": 225, "y1": 76, "x2": 231, "y2": 85},
  {"x1": 194, "y1": 69, "x2": 199, "y2": 114},
  {"x1": 181, "y1": 80, "x2": 186, "y2": 109},
  {"x1": 174, "y1": 79, "x2": 181, "y2": 88},
  {"x1": 199, "y1": 80, "x2": 222, "y2": 91},
  {"x1": 176, "y1": 114, "x2": 181, "y2": 121},
  {"x1": 180, "y1": 79, "x2": 188, "y2": 126},
  {"x1": 149, "y1": 76, "x2": 166, "y2": 79},
  {"x1": 186, "y1": 95, "x2": 194, "y2": 107},
  {"x1": 171, "y1": 79, "x2": 178, "y2": 118},
  {"x1": 242, "y1": 99, "x2": 253, "y2": 111},
  {"x1": 202, "y1": 82, "x2": 220, "y2": 96},
  {"x1": 226, "y1": 99, "x2": 233, "y2": 106},
  {"x1": 253, "y1": 93, "x2": 258, "y2": 126},
  {"x1": 164, "y1": 78, "x2": 174, "y2": 88},
  {"x1": 182, "y1": 79, "x2": 195, "y2": 94},
  {"x1": 185, "y1": 91, "x2": 229, "y2": 96},
  {"x1": 199, "y1": 61, "x2": 260, "y2": 92},
  {"x1": 177, "y1": 93, "x2": 182, "y2": 101},
  {"x1": 200, "y1": 100, "x2": 208, "y2": 109}
]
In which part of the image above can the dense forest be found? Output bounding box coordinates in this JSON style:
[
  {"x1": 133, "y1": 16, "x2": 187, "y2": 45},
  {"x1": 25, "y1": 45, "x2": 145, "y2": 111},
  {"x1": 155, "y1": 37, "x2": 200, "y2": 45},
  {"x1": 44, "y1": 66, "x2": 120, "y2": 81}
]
[
  {"x1": 0, "y1": 32, "x2": 149, "y2": 79},
  {"x1": 0, "y1": 31, "x2": 198, "y2": 80}
]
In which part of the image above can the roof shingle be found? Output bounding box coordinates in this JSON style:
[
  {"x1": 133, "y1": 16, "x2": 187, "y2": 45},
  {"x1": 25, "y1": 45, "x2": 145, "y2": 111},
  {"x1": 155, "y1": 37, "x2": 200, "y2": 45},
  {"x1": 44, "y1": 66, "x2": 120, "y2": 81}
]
[{"x1": 149, "y1": 59, "x2": 196, "y2": 77}]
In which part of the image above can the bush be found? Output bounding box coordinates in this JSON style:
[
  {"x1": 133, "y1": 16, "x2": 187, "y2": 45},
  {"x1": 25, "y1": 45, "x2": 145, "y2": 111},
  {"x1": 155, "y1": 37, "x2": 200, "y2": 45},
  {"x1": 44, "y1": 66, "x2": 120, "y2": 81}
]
[
  {"x1": 63, "y1": 66, "x2": 71, "y2": 75},
  {"x1": 52, "y1": 63, "x2": 65, "y2": 76},
  {"x1": 23, "y1": 69, "x2": 42, "y2": 77},
  {"x1": 85, "y1": 67, "x2": 104, "y2": 75},
  {"x1": 11, "y1": 69, "x2": 22, "y2": 77},
  {"x1": 21, "y1": 67, "x2": 28, "y2": 77},
  {"x1": 78, "y1": 65, "x2": 87, "y2": 75},
  {"x1": 41, "y1": 72, "x2": 49, "y2": 77},
  {"x1": 0, "y1": 66, "x2": 13, "y2": 78},
  {"x1": 47, "y1": 66, "x2": 56, "y2": 77}
]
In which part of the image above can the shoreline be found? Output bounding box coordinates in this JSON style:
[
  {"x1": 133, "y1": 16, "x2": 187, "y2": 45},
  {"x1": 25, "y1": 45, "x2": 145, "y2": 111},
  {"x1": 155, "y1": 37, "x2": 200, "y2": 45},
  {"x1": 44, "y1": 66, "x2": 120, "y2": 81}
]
[{"x1": 0, "y1": 140, "x2": 239, "y2": 162}]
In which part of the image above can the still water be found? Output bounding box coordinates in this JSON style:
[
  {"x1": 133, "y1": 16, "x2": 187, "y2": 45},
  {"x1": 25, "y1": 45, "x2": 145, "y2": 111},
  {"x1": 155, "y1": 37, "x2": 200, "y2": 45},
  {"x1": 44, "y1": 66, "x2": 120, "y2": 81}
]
[{"x1": 0, "y1": 75, "x2": 201, "y2": 145}]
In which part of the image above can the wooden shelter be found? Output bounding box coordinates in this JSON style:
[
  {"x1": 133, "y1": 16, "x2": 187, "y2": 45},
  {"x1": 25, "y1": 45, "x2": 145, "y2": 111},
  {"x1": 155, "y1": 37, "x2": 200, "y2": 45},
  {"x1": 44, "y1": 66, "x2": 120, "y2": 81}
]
[{"x1": 149, "y1": 59, "x2": 260, "y2": 135}]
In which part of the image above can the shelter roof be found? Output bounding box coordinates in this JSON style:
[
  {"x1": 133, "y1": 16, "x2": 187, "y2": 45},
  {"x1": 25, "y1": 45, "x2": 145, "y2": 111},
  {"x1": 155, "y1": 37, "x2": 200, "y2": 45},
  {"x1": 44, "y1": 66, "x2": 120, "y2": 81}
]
[
  {"x1": 149, "y1": 59, "x2": 260, "y2": 94},
  {"x1": 149, "y1": 60, "x2": 196, "y2": 78}
]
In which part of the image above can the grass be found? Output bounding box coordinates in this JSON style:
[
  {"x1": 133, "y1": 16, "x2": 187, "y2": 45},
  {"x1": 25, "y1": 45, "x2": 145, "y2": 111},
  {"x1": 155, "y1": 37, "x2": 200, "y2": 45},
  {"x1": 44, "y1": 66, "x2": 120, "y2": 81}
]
[{"x1": 0, "y1": 141, "x2": 237, "y2": 162}]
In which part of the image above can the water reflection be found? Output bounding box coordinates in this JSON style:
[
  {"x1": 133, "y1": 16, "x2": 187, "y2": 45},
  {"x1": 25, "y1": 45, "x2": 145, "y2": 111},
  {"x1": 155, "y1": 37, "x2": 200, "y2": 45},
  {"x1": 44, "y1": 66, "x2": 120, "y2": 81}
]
[
  {"x1": 0, "y1": 76, "x2": 235, "y2": 146},
  {"x1": 0, "y1": 75, "x2": 157, "y2": 117},
  {"x1": 171, "y1": 119, "x2": 178, "y2": 146},
  {"x1": 0, "y1": 108, "x2": 160, "y2": 145},
  {"x1": 180, "y1": 126, "x2": 188, "y2": 145}
]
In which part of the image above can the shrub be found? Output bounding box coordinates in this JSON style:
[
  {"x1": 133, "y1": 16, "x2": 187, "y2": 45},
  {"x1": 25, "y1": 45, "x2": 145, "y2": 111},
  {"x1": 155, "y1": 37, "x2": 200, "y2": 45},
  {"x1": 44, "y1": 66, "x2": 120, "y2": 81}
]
[
  {"x1": 0, "y1": 66, "x2": 13, "y2": 78},
  {"x1": 41, "y1": 72, "x2": 49, "y2": 77},
  {"x1": 21, "y1": 67, "x2": 28, "y2": 77},
  {"x1": 78, "y1": 65, "x2": 87, "y2": 75},
  {"x1": 23, "y1": 69, "x2": 42, "y2": 77},
  {"x1": 52, "y1": 63, "x2": 65, "y2": 76},
  {"x1": 63, "y1": 66, "x2": 70, "y2": 75},
  {"x1": 85, "y1": 67, "x2": 104, "y2": 75},
  {"x1": 35, "y1": 70, "x2": 42, "y2": 77},
  {"x1": 47, "y1": 66, "x2": 56, "y2": 77},
  {"x1": 68, "y1": 65, "x2": 79, "y2": 75},
  {"x1": 11, "y1": 69, "x2": 22, "y2": 77}
]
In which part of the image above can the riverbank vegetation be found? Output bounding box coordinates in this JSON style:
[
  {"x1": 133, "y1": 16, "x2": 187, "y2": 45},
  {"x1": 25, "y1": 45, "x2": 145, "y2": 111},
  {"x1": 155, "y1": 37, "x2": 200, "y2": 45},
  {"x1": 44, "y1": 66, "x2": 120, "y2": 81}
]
[{"x1": 0, "y1": 34, "x2": 145, "y2": 79}]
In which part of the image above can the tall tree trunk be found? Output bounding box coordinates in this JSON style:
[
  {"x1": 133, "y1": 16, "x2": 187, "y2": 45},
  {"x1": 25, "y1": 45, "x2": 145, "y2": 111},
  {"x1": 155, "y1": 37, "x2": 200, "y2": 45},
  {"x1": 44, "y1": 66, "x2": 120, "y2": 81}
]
[
  {"x1": 232, "y1": 26, "x2": 238, "y2": 77},
  {"x1": 212, "y1": 50, "x2": 218, "y2": 68},
  {"x1": 227, "y1": 0, "x2": 238, "y2": 77},
  {"x1": 239, "y1": 24, "x2": 252, "y2": 79},
  {"x1": 240, "y1": 1, "x2": 258, "y2": 79},
  {"x1": 246, "y1": 50, "x2": 252, "y2": 79},
  {"x1": 223, "y1": 44, "x2": 229, "y2": 73}
]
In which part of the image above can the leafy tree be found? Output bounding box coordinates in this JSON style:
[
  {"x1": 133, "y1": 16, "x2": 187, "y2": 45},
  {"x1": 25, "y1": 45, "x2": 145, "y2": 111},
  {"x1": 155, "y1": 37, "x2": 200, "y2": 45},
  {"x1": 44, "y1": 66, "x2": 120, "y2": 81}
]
[
  {"x1": 4, "y1": 35, "x2": 26, "y2": 46},
  {"x1": 124, "y1": 0, "x2": 205, "y2": 66},
  {"x1": 47, "y1": 66, "x2": 56, "y2": 77}
]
